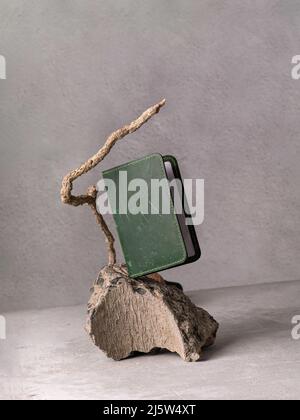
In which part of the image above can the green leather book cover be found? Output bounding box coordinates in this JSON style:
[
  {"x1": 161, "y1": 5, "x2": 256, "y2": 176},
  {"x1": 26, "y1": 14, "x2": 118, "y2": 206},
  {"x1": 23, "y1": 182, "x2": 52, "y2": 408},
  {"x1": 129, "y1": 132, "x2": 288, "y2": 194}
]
[{"x1": 102, "y1": 153, "x2": 187, "y2": 278}]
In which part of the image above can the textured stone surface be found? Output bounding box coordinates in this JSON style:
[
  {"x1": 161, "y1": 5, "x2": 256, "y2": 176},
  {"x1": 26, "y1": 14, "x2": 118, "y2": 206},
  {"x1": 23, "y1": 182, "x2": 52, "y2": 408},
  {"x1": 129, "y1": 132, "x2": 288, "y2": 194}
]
[{"x1": 86, "y1": 265, "x2": 218, "y2": 361}]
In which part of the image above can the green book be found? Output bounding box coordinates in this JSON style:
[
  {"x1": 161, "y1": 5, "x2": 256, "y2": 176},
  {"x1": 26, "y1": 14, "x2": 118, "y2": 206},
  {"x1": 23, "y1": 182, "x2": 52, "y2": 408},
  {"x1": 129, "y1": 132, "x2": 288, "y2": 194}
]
[{"x1": 102, "y1": 153, "x2": 200, "y2": 278}]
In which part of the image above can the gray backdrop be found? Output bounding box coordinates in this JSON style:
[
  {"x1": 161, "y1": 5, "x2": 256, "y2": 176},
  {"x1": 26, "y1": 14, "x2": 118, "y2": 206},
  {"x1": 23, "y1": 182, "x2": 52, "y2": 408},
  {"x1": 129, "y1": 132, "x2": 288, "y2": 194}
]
[{"x1": 1, "y1": 0, "x2": 300, "y2": 312}]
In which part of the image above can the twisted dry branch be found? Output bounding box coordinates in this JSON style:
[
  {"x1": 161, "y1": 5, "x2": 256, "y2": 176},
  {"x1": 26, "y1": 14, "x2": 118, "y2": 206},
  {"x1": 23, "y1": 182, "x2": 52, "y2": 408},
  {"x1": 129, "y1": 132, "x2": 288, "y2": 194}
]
[{"x1": 60, "y1": 99, "x2": 166, "y2": 265}]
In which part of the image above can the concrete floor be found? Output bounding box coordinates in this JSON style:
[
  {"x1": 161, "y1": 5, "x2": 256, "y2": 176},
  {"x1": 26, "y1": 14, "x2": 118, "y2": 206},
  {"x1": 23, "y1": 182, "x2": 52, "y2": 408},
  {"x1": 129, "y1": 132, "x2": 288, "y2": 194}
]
[{"x1": 1, "y1": 280, "x2": 299, "y2": 400}]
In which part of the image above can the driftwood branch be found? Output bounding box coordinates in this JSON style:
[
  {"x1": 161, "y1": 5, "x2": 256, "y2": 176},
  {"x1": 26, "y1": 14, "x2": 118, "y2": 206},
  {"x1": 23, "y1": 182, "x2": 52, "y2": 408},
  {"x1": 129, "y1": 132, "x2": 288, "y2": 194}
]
[{"x1": 60, "y1": 99, "x2": 166, "y2": 265}]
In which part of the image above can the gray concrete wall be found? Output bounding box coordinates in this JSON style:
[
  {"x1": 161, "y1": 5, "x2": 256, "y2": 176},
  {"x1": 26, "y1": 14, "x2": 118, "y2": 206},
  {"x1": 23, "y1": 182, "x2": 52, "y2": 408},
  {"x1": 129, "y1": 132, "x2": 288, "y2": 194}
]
[{"x1": 1, "y1": 0, "x2": 300, "y2": 312}]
